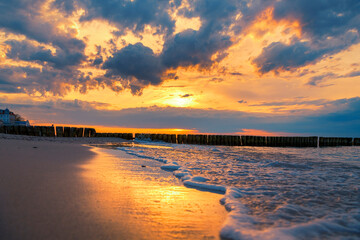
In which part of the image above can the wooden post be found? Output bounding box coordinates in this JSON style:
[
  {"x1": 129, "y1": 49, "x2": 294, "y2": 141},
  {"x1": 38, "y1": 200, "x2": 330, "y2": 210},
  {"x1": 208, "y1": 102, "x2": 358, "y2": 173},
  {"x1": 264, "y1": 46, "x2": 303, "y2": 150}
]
[
  {"x1": 170, "y1": 134, "x2": 176, "y2": 143},
  {"x1": 183, "y1": 134, "x2": 187, "y2": 144},
  {"x1": 63, "y1": 127, "x2": 70, "y2": 137},
  {"x1": 83, "y1": 128, "x2": 90, "y2": 137},
  {"x1": 69, "y1": 127, "x2": 76, "y2": 137},
  {"x1": 233, "y1": 136, "x2": 240, "y2": 146},
  {"x1": 3, "y1": 126, "x2": 8, "y2": 134},
  {"x1": 223, "y1": 136, "x2": 229, "y2": 146},
  {"x1": 19, "y1": 126, "x2": 27, "y2": 135},
  {"x1": 33, "y1": 126, "x2": 40, "y2": 136},
  {"x1": 213, "y1": 135, "x2": 219, "y2": 145},
  {"x1": 89, "y1": 128, "x2": 96, "y2": 137},
  {"x1": 194, "y1": 135, "x2": 199, "y2": 144},
  {"x1": 48, "y1": 126, "x2": 55, "y2": 137},
  {"x1": 8, "y1": 125, "x2": 15, "y2": 134},
  {"x1": 75, "y1": 128, "x2": 83, "y2": 137},
  {"x1": 207, "y1": 135, "x2": 213, "y2": 145},
  {"x1": 177, "y1": 135, "x2": 182, "y2": 144},
  {"x1": 187, "y1": 134, "x2": 193, "y2": 144},
  {"x1": 56, "y1": 126, "x2": 64, "y2": 137},
  {"x1": 13, "y1": 125, "x2": 20, "y2": 135},
  {"x1": 39, "y1": 126, "x2": 46, "y2": 136},
  {"x1": 309, "y1": 136, "x2": 317, "y2": 147},
  {"x1": 242, "y1": 136, "x2": 248, "y2": 146}
]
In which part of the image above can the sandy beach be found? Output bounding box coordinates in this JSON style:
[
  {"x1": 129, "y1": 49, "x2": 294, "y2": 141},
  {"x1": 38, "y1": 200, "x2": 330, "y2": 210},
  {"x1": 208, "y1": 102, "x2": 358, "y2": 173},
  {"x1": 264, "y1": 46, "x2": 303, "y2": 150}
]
[{"x1": 0, "y1": 134, "x2": 226, "y2": 239}]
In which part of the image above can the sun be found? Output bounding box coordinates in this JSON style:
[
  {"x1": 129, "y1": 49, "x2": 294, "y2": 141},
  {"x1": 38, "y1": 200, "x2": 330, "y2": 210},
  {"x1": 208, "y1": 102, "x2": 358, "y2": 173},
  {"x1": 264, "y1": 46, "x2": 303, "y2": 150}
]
[{"x1": 163, "y1": 95, "x2": 194, "y2": 107}]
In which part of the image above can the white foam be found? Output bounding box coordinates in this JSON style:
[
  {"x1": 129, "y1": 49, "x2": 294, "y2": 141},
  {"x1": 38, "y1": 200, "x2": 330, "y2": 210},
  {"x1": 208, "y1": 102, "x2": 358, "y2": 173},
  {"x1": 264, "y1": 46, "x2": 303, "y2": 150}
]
[
  {"x1": 160, "y1": 162, "x2": 181, "y2": 171},
  {"x1": 118, "y1": 147, "x2": 168, "y2": 163},
  {"x1": 183, "y1": 180, "x2": 226, "y2": 193}
]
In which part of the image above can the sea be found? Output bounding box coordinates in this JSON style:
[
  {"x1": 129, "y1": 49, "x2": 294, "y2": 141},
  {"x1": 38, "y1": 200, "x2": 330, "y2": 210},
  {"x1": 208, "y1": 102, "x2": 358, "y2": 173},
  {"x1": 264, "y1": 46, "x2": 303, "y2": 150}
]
[{"x1": 110, "y1": 139, "x2": 360, "y2": 240}]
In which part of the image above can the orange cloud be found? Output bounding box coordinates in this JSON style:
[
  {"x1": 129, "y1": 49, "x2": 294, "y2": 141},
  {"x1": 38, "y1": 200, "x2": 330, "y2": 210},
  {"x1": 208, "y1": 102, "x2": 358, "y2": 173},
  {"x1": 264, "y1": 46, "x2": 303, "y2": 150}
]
[{"x1": 246, "y1": 7, "x2": 302, "y2": 40}]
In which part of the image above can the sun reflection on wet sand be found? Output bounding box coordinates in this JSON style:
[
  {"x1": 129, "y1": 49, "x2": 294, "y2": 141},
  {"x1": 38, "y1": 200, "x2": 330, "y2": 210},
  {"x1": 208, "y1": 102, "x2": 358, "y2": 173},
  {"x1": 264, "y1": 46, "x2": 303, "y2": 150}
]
[{"x1": 80, "y1": 147, "x2": 227, "y2": 239}]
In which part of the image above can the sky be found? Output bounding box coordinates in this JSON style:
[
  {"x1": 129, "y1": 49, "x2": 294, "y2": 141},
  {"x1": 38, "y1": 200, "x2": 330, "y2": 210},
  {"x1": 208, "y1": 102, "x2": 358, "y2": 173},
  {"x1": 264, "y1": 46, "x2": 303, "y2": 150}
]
[{"x1": 0, "y1": 0, "x2": 359, "y2": 136}]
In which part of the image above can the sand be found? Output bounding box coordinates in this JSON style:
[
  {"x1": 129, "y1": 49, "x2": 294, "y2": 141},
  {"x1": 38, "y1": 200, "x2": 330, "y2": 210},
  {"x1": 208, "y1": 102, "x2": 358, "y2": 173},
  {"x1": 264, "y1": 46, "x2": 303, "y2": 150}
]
[{"x1": 0, "y1": 134, "x2": 226, "y2": 239}]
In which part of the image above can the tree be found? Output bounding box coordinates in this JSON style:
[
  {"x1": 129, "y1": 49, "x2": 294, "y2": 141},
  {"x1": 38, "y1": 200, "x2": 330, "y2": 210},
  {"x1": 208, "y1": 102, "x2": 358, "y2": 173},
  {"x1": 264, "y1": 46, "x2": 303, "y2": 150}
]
[{"x1": 15, "y1": 114, "x2": 24, "y2": 121}]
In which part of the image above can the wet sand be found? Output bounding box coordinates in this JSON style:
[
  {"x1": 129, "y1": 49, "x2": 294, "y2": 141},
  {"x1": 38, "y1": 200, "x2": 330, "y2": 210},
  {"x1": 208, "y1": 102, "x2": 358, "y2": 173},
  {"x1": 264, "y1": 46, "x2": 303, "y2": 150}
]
[{"x1": 0, "y1": 135, "x2": 226, "y2": 239}]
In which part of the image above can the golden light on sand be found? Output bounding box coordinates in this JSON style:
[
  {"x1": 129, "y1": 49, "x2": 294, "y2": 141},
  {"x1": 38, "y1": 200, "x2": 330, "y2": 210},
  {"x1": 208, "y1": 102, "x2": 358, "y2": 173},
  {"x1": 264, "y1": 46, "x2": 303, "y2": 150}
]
[{"x1": 79, "y1": 148, "x2": 226, "y2": 239}]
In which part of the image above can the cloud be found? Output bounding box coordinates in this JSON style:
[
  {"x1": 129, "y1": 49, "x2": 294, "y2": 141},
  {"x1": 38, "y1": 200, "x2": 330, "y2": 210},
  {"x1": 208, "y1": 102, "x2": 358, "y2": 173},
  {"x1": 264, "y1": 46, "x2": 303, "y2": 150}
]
[
  {"x1": 77, "y1": 0, "x2": 175, "y2": 35},
  {"x1": 0, "y1": 66, "x2": 95, "y2": 96},
  {"x1": 0, "y1": 0, "x2": 359, "y2": 96},
  {"x1": 238, "y1": 100, "x2": 247, "y2": 104},
  {"x1": 307, "y1": 73, "x2": 337, "y2": 86},
  {"x1": 253, "y1": 41, "x2": 326, "y2": 73},
  {"x1": 3, "y1": 97, "x2": 360, "y2": 136},
  {"x1": 253, "y1": 0, "x2": 360, "y2": 74},
  {"x1": 102, "y1": 43, "x2": 165, "y2": 94},
  {"x1": 272, "y1": 0, "x2": 360, "y2": 40},
  {"x1": 181, "y1": 94, "x2": 193, "y2": 98},
  {"x1": 6, "y1": 40, "x2": 86, "y2": 69},
  {"x1": 161, "y1": 29, "x2": 232, "y2": 69},
  {"x1": 344, "y1": 70, "x2": 360, "y2": 78},
  {"x1": 250, "y1": 99, "x2": 328, "y2": 107},
  {"x1": 0, "y1": 0, "x2": 86, "y2": 50},
  {"x1": 1, "y1": 96, "x2": 360, "y2": 136}
]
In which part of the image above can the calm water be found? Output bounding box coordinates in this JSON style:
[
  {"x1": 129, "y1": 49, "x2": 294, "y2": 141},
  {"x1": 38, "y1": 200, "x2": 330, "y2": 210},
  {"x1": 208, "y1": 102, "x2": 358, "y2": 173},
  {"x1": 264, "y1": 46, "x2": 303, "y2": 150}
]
[{"x1": 112, "y1": 141, "x2": 360, "y2": 239}]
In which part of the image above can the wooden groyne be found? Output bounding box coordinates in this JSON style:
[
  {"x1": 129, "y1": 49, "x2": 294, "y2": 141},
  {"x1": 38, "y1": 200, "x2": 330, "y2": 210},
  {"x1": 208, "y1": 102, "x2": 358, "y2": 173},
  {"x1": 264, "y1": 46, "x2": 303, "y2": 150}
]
[
  {"x1": 134, "y1": 133, "x2": 360, "y2": 148},
  {"x1": 0, "y1": 125, "x2": 95, "y2": 138},
  {"x1": 1, "y1": 125, "x2": 359, "y2": 147}
]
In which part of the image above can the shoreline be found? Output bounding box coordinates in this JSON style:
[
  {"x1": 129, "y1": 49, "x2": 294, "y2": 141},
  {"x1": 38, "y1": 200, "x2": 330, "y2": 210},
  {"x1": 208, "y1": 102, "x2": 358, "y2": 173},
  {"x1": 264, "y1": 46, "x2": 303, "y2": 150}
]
[{"x1": 0, "y1": 135, "x2": 226, "y2": 239}]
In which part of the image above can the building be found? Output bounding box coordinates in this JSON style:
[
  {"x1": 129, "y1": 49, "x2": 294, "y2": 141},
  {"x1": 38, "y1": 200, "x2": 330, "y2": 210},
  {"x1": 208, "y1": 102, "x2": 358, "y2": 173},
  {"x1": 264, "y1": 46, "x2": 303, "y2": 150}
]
[
  {"x1": 0, "y1": 108, "x2": 30, "y2": 126},
  {"x1": 15, "y1": 120, "x2": 31, "y2": 126},
  {"x1": 0, "y1": 108, "x2": 16, "y2": 125}
]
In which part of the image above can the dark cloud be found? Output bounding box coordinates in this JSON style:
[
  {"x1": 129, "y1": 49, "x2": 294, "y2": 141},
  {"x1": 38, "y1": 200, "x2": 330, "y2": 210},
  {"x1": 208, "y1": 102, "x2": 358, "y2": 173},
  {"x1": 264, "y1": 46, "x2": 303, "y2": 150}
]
[
  {"x1": 0, "y1": 0, "x2": 86, "y2": 50},
  {"x1": 272, "y1": 0, "x2": 360, "y2": 40},
  {"x1": 181, "y1": 94, "x2": 192, "y2": 98},
  {"x1": 102, "y1": 43, "x2": 165, "y2": 94},
  {"x1": 100, "y1": 0, "x2": 242, "y2": 93},
  {"x1": 344, "y1": 70, "x2": 360, "y2": 78},
  {"x1": 254, "y1": 0, "x2": 360, "y2": 73},
  {"x1": 52, "y1": 0, "x2": 77, "y2": 14},
  {"x1": 6, "y1": 40, "x2": 86, "y2": 69},
  {"x1": 307, "y1": 73, "x2": 337, "y2": 86},
  {"x1": 78, "y1": 0, "x2": 175, "y2": 35},
  {"x1": 250, "y1": 99, "x2": 328, "y2": 107},
  {"x1": 0, "y1": 66, "x2": 95, "y2": 96},
  {"x1": 238, "y1": 100, "x2": 247, "y2": 104},
  {"x1": 253, "y1": 41, "x2": 327, "y2": 74},
  {"x1": 161, "y1": 29, "x2": 232, "y2": 69},
  {"x1": 230, "y1": 72, "x2": 243, "y2": 76}
]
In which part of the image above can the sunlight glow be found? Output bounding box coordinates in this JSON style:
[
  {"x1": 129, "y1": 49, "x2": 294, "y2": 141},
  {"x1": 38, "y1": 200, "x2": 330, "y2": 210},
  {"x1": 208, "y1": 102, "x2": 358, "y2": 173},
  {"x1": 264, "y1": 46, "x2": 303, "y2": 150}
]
[{"x1": 163, "y1": 95, "x2": 195, "y2": 107}]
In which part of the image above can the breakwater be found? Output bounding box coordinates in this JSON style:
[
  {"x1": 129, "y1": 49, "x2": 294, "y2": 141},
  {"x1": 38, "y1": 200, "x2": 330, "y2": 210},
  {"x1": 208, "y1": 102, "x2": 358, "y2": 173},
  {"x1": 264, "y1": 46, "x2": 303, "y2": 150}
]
[
  {"x1": 0, "y1": 125, "x2": 359, "y2": 147},
  {"x1": 135, "y1": 133, "x2": 360, "y2": 147}
]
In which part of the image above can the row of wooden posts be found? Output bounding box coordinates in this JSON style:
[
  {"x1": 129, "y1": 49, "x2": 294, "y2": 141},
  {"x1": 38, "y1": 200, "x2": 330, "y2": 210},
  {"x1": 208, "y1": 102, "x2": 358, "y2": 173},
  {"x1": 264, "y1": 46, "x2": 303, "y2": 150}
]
[
  {"x1": 1, "y1": 125, "x2": 359, "y2": 147},
  {"x1": 0, "y1": 125, "x2": 97, "y2": 137},
  {"x1": 135, "y1": 134, "x2": 360, "y2": 147}
]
